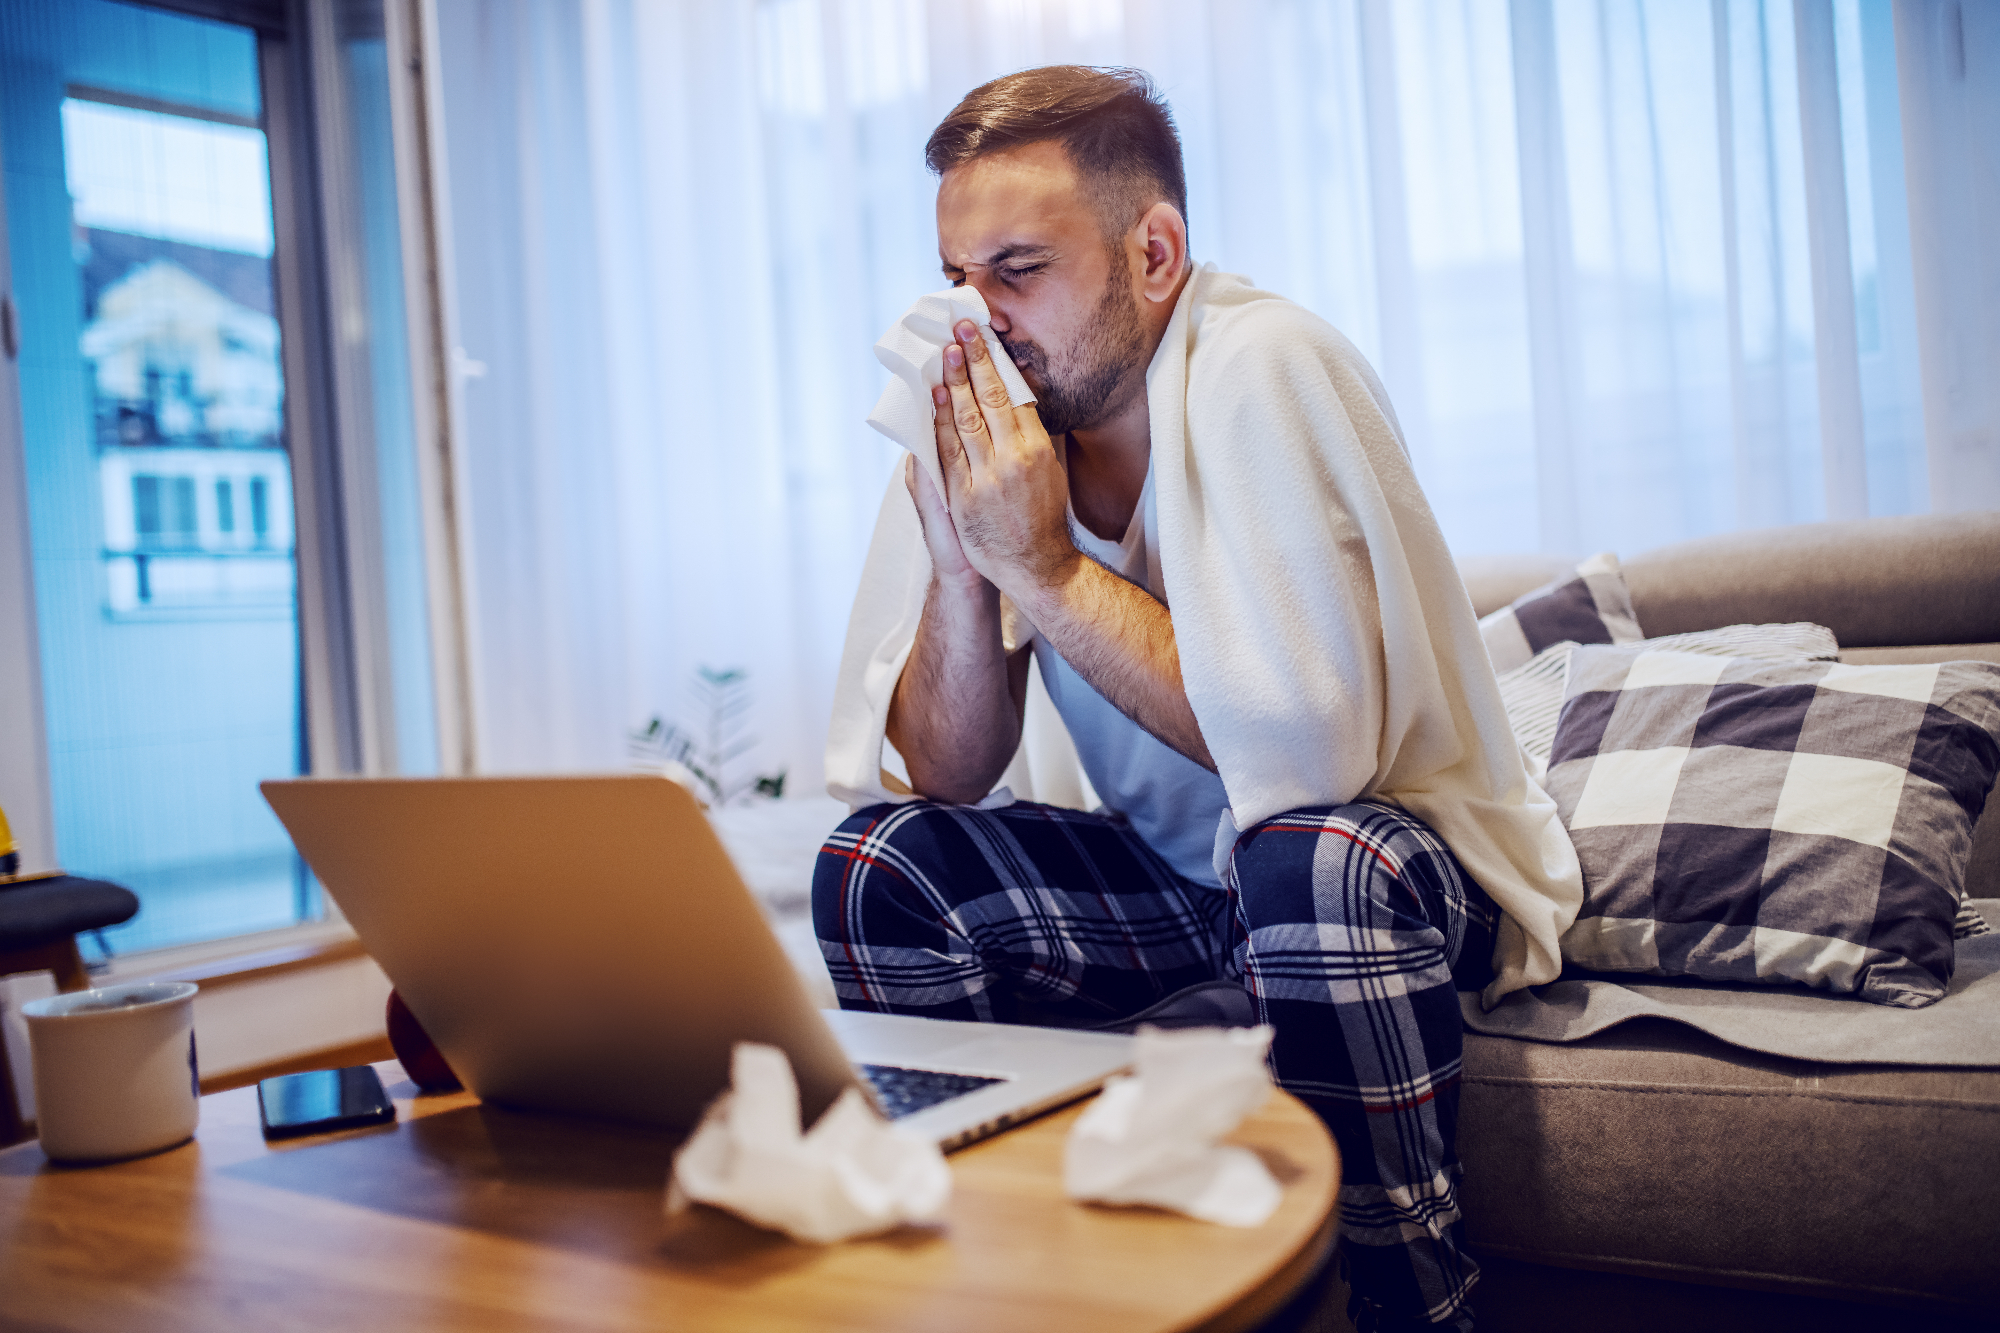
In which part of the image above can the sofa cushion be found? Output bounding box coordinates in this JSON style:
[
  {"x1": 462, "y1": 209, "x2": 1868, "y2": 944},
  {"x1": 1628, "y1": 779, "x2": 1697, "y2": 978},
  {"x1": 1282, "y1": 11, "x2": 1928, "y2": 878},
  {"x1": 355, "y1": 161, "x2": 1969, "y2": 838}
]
[
  {"x1": 1479, "y1": 552, "x2": 1644, "y2": 673},
  {"x1": 1841, "y1": 643, "x2": 2000, "y2": 668},
  {"x1": 1457, "y1": 1012, "x2": 2000, "y2": 1310},
  {"x1": 1547, "y1": 648, "x2": 2000, "y2": 1006},
  {"x1": 1461, "y1": 553, "x2": 1576, "y2": 619},
  {"x1": 1621, "y1": 511, "x2": 2000, "y2": 646},
  {"x1": 1466, "y1": 925, "x2": 2000, "y2": 1064}
]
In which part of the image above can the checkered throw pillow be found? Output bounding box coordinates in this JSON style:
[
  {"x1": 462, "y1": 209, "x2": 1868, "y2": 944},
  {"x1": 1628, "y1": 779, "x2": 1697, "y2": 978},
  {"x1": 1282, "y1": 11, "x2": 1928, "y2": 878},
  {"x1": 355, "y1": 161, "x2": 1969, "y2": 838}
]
[
  {"x1": 1479, "y1": 552, "x2": 1643, "y2": 674},
  {"x1": 1497, "y1": 622, "x2": 1841, "y2": 774},
  {"x1": 1546, "y1": 646, "x2": 2000, "y2": 1008}
]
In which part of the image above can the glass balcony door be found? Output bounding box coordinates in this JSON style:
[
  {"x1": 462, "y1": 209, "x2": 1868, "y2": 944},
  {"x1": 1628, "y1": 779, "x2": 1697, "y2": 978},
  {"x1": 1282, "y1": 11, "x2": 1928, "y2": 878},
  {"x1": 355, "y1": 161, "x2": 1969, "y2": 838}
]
[
  {"x1": 0, "y1": 0, "x2": 452, "y2": 958},
  {"x1": 1, "y1": 1, "x2": 307, "y2": 954}
]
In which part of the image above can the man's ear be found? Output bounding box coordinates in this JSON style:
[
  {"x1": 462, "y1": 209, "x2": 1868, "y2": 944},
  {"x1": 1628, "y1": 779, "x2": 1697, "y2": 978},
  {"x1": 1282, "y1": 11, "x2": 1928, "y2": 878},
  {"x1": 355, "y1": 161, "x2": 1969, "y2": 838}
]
[{"x1": 1132, "y1": 201, "x2": 1189, "y2": 305}]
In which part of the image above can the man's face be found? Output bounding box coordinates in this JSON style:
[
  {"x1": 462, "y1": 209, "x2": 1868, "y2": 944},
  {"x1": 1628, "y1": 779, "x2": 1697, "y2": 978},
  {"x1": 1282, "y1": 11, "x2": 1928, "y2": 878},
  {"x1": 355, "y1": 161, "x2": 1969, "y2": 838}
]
[{"x1": 935, "y1": 141, "x2": 1148, "y2": 436}]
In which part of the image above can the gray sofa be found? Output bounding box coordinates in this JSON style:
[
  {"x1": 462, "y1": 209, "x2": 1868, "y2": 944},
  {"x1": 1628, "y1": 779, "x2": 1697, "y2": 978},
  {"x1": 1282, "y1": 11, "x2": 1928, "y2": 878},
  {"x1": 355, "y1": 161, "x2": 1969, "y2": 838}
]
[{"x1": 1451, "y1": 511, "x2": 2000, "y2": 1328}]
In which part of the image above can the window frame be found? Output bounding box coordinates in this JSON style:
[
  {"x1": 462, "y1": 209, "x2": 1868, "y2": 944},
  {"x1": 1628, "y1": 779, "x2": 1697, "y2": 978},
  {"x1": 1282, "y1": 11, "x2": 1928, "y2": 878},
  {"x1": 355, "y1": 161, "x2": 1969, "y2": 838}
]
[{"x1": 0, "y1": 0, "x2": 470, "y2": 966}]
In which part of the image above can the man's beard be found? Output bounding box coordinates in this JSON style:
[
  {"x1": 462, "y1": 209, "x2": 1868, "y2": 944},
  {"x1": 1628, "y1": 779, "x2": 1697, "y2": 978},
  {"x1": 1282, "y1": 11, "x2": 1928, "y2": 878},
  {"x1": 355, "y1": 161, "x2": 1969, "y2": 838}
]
[{"x1": 999, "y1": 268, "x2": 1148, "y2": 437}]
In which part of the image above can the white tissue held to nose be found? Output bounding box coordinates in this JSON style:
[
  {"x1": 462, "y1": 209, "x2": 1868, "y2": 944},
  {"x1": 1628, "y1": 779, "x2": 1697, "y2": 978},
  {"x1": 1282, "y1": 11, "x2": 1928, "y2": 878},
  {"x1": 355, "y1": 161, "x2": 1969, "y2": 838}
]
[
  {"x1": 866, "y1": 284, "x2": 1038, "y2": 497},
  {"x1": 665, "y1": 1042, "x2": 952, "y2": 1245},
  {"x1": 1063, "y1": 1024, "x2": 1284, "y2": 1228}
]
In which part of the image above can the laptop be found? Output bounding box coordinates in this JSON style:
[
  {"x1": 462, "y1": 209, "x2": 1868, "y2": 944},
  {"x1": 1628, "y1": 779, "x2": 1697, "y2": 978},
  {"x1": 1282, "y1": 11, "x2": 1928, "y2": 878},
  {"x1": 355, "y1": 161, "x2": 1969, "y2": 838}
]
[{"x1": 259, "y1": 774, "x2": 1132, "y2": 1149}]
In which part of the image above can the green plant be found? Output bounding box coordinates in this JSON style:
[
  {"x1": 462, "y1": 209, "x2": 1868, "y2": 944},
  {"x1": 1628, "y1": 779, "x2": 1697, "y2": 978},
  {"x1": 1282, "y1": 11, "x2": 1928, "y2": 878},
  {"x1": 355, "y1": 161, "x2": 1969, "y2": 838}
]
[{"x1": 630, "y1": 665, "x2": 786, "y2": 807}]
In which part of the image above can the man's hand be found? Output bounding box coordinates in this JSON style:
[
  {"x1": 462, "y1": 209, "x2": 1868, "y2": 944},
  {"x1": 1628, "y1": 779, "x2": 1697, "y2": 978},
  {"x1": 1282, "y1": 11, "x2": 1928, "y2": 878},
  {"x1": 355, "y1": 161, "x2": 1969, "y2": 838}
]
[
  {"x1": 895, "y1": 317, "x2": 1214, "y2": 782},
  {"x1": 886, "y1": 362, "x2": 1034, "y2": 807},
  {"x1": 934, "y1": 321, "x2": 1079, "y2": 601},
  {"x1": 928, "y1": 321, "x2": 1215, "y2": 773},
  {"x1": 904, "y1": 450, "x2": 978, "y2": 591}
]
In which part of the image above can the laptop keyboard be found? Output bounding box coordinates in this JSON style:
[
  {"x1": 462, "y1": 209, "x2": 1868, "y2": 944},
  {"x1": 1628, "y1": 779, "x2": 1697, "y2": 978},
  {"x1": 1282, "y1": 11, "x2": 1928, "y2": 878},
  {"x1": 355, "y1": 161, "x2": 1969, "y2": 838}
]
[{"x1": 860, "y1": 1064, "x2": 1006, "y2": 1119}]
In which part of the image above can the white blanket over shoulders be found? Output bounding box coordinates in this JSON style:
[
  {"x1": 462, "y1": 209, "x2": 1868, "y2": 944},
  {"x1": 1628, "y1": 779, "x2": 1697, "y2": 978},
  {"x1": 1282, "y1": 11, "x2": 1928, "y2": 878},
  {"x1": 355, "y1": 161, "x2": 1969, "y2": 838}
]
[{"x1": 827, "y1": 265, "x2": 1583, "y2": 1004}]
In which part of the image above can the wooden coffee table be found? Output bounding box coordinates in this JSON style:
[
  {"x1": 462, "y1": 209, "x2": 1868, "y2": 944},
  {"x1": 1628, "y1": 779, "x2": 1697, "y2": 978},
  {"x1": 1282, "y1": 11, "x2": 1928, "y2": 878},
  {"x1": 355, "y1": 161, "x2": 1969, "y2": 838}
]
[{"x1": 0, "y1": 1061, "x2": 1339, "y2": 1331}]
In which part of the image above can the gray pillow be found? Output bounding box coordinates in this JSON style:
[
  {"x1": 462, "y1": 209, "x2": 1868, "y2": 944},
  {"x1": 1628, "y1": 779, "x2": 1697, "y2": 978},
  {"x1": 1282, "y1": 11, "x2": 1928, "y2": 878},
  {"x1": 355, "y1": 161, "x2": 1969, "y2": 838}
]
[
  {"x1": 1478, "y1": 552, "x2": 1642, "y2": 674},
  {"x1": 1497, "y1": 622, "x2": 1841, "y2": 774},
  {"x1": 1546, "y1": 646, "x2": 2000, "y2": 1008}
]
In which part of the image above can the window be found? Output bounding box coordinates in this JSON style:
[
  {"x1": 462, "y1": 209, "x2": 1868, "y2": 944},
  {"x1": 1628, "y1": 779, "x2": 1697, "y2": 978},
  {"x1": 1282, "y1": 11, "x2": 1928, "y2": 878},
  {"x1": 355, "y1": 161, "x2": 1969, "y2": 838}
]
[
  {"x1": 0, "y1": 0, "x2": 459, "y2": 960},
  {"x1": 0, "y1": 5, "x2": 309, "y2": 955}
]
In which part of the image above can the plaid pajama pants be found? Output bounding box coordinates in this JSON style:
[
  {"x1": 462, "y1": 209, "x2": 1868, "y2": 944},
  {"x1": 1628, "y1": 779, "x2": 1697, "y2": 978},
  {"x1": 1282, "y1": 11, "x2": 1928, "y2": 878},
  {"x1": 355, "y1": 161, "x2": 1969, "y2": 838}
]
[{"x1": 814, "y1": 798, "x2": 1498, "y2": 1330}]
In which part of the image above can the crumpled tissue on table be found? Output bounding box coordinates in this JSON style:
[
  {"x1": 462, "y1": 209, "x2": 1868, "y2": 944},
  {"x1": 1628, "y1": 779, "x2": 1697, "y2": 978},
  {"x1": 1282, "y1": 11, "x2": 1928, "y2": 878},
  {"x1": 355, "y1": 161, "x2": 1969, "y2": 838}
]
[
  {"x1": 1064, "y1": 1024, "x2": 1283, "y2": 1228},
  {"x1": 866, "y1": 284, "x2": 1037, "y2": 497},
  {"x1": 665, "y1": 1042, "x2": 951, "y2": 1245}
]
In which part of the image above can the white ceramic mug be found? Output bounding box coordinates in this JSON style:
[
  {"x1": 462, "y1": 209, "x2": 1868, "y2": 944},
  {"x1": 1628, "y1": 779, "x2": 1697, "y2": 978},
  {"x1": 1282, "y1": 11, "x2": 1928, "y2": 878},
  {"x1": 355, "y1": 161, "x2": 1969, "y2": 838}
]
[{"x1": 23, "y1": 981, "x2": 200, "y2": 1163}]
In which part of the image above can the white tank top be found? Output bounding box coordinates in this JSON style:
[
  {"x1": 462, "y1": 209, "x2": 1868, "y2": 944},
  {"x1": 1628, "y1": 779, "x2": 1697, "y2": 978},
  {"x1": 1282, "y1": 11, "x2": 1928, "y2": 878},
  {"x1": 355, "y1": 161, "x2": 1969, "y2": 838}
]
[{"x1": 1031, "y1": 467, "x2": 1231, "y2": 887}]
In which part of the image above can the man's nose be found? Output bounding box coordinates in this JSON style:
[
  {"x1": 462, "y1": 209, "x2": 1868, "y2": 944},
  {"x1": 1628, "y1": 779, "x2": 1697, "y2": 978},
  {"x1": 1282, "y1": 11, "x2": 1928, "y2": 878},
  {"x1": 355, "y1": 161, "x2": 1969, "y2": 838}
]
[{"x1": 965, "y1": 272, "x2": 1012, "y2": 333}]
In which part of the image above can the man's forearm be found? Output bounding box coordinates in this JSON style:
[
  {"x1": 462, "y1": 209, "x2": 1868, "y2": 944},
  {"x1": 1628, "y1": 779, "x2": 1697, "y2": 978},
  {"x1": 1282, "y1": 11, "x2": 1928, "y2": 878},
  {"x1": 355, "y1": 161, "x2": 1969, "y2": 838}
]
[
  {"x1": 1017, "y1": 556, "x2": 1215, "y2": 771},
  {"x1": 886, "y1": 574, "x2": 1028, "y2": 804}
]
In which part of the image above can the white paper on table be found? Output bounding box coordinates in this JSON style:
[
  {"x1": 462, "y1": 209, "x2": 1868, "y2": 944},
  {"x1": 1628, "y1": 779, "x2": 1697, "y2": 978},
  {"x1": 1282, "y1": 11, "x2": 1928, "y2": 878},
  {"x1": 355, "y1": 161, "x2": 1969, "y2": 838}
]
[
  {"x1": 866, "y1": 284, "x2": 1036, "y2": 497},
  {"x1": 666, "y1": 1042, "x2": 952, "y2": 1244},
  {"x1": 1063, "y1": 1024, "x2": 1283, "y2": 1227}
]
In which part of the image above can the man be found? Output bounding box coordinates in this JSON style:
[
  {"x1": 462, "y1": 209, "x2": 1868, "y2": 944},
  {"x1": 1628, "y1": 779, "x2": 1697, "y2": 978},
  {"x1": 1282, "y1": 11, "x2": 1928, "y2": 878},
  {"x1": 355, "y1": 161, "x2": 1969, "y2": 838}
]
[{"x1": 817, "y1": 67, "x2": 1581, "y2": 1332}]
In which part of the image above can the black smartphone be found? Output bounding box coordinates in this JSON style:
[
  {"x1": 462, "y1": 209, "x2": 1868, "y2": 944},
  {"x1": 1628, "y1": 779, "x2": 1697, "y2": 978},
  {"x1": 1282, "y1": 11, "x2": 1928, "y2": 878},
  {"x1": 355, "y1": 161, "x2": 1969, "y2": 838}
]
[{"x1": 257, "y1": 1065, "x2": 396, "y2": 1140}]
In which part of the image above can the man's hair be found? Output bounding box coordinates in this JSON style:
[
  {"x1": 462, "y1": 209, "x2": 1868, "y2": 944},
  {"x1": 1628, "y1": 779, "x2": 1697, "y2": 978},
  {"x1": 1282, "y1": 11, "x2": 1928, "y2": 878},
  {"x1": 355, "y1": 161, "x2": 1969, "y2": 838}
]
[{"x1": 925, "y1": 66, "x2": 1187, "y2": 242}]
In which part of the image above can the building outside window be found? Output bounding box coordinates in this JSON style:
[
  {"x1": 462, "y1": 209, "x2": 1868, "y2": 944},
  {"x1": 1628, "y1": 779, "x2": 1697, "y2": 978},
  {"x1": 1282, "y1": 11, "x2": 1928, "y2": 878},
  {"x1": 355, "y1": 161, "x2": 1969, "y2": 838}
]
[{"x1": 69, "y1": 96, "x2": 298, "y2": 619}]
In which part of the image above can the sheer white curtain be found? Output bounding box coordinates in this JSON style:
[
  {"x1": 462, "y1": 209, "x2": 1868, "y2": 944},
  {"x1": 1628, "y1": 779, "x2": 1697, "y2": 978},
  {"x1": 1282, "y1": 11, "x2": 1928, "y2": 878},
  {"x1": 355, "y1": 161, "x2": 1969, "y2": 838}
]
[{"x1": 429, "y1": 0, "x2": 1998, "y2": 789}]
